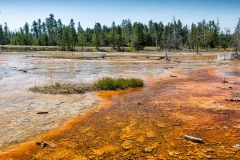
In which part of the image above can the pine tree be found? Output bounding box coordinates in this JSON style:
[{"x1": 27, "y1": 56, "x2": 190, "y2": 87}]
[
  {"x1": 23, "y1": 22, "x2": 30, "y2": 45},
  {"x1": 46, "y1": 14, "x2": 57, "y2": 46},
  {"x1": 38, "y1": 22, "x2": 49, "y2": 46},
  {"x1": 37, "y1": 19, "x2": 42, "y2": 36},
  {"x1": 85, "y1": 28, "x2": 93, "y2": 46},
  {"x1": 56, "y1": 19, "x2": 64, "y2": 50},
  {"x1": 0, "y1": 25, "x2": 3, "y2": 45},
  {"x1": 101, "y1": 25, "x2": 110, "y2": 47},
  {"x1": 77, "y1": 22, "x2": 86, "y2": 50},
  {"x1": 116, "y1": 25, "x2": 123, "y2": 50},
  {"x1": 32, "y1": 20, "x2": 38, "y2": 38},
  {"x1": 64, "y1": 26, "x2": 71, "y2": 50},
  {"x1": 148, "y1": 20, "x2": 155, "y2": 46},
  {"x1": 132, "y1": 22, "x2": 145, "y2": 50},
  {"x1": 92, "y1": 22, "x2": 101, "y2": 49},
  {"x1": 162, "y1": 23, "x2": 171, "y2": 50},
  {"x1": 3, "y1": 22, "x2": 10, "y2": 45},
  {"x1": 69, "y1": 19, "x2": 77, "y2": 50},
  {"x1": 109, "y1": 21, "x2": 117, "y2": 49}
]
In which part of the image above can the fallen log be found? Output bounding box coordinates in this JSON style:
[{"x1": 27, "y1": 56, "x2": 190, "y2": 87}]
[
  {"x1": 36, "y1": 112, "x2": 49, "y2": 114},
  {"x1": 230, "y1": 52, "x2": 240, "y2": 60},
  {"x1": 223, "y1": 98, "x2": 240, "y2": 102},
  {"x1": 170, "y1": 75, "x2": 177, "y2": 77},
  {"x1": 184, "y1": 135, "x2": 203, "y2": 143}
]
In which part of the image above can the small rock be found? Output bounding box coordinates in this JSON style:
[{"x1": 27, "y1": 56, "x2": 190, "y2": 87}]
[
  {"x1": 213, "y1": 102, "x2": 221, "y2": 107},
  {"x1": 122, "y1": 140, "x2": 132, "y2": 150},
  {"x1": 18, "y1": 69, "x2": 28, "y2": 73},
  {"x1": 233, "y1": 144, "x2": 240, "y2": 149},
  {"x1": 22, "y1": 117, "x2": 31, "y2": 122},
  {"x1": 222, "y1": 80, "x2": 228, "y2": 83},
  {"x1": 147, "y1": 130, "x2": 154, "y2": 138},
  {"x1": 223, "y1": 126, "x2": 228, "y2": 129},
  {"x1": 143, "y1": 147, "x2": 152, "y2": 153},
  {"x1": 172, "y1": 123, "x2": 181, "y2": 126},
  {"x1": 105, "y1": 116, "x2": 112, "y2": 120}
]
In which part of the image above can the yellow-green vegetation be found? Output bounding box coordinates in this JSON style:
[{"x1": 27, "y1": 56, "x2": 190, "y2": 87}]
[
  {"x1": 94, "y1": 77, "x2": 144, "y2": 90},
  {"x1": 29, "y1": 78, "x2": 144, "y2": 94}
]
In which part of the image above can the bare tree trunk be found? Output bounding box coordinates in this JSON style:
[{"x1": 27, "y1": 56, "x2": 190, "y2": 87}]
[
  {"x1": 237, "y1": 27, "x2": 240, "y2": 52},
  {"x1": 155, "y1": 30, "x2": 158, "y2": 51},
  {"x1": 197, "y1": 42, "x2": 199, "y2": 54},
  {"x1": 165, "y1": 49, "x2": 170, "y2": 61},
  {"x1": 203, "y1": 29, "x2": 207, "y2": 51},
  {"x1": 188, "y1": 31, "x2": 191, "y2": 52},
  {"x1": 172, "y1": 16, "x2": 178, "y2": 50}
]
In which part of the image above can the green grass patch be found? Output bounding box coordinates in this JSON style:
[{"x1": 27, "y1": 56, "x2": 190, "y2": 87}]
[
  {"x1": 29, "y1": 77, "x2": 144, "y2": 94},
  {"x1": 94, "y1": 77, "x2": 144, "y2": 90}
]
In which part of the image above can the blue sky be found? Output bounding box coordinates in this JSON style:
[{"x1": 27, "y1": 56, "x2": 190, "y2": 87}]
[{"x1": 0, "y1": 0, "x2": 239, "y2": 32}]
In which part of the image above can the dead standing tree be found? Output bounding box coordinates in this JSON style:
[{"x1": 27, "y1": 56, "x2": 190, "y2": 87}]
[
  {"x1": 173, "y1": 17, "x2": 179, "y2": 50},
  {"x1": 235, "y1": 18, "x2": 240, "y2": 53},
  {"x1": 164, "y1": 33, "x2": 171, "y2": 61},
  {"x1": 155, "y1": 27, "x2": 158, "y2": 51},
  {"x1": 188, "y1": 28, "x2": 192, "y2": 52},
  {"x1": 201, "y1": 19, "x2": 209, "y2": 52}
]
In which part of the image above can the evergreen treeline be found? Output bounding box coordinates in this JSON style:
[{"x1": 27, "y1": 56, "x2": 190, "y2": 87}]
[{"x1": 0, "y1": 14, "x2": 240, "y2": 51}]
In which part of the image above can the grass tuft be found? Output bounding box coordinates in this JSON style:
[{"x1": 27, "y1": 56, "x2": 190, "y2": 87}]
[
  {"x1": 94, "y1": 77, "x2": 144, "y2": 90},
  {"x1": 29, "y1": 82, "x2": 97, "y2": 94},
  {"x1": 29, "y1": 77, "x2": 143, "y2": 94}
]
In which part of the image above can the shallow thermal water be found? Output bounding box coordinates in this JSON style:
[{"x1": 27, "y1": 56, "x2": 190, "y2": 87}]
[
  {"x1": 0, "y1": 52, "x2": 240, "y2": 159},
  {"x1": 0, "y1": 51, "x2": 174, "y2": 152}
]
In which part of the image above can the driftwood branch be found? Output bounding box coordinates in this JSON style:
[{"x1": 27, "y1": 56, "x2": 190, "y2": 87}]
[
  {"x1": 184, "y1": 135, "x2": 203, "y2": 143},
  {"x1": 36, "y1": 141, "x2": 53, "y2": 148}
]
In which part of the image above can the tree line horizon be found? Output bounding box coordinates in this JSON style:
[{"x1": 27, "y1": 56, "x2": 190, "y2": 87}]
[{"x1": 0, "y1": 14, "x2": 240, "y2": 52}]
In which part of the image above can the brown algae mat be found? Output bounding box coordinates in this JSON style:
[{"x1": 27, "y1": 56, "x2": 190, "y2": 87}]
[{"x1": 1, "y1": 66, "x2": 240, "y2": 159}]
